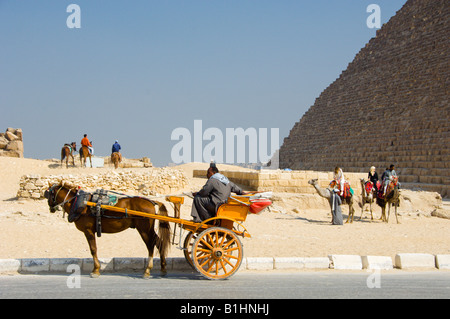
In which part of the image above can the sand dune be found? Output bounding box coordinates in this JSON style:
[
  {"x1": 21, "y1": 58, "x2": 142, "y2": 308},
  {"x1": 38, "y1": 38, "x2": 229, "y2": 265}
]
[{"x1": 1, "y1": 157, "x2": 449, "y2": 261}]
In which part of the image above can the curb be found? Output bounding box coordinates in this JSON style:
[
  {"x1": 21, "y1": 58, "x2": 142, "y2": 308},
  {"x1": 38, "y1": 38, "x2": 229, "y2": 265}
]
[{"x1": 1, "y1": 254, "x2": 450, "y2": 274}]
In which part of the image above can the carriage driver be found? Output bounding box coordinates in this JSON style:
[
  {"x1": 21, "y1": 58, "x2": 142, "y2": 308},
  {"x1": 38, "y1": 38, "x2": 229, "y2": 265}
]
[{"x1": 191, "y1": 166, "x2": 246, "y2": 222}]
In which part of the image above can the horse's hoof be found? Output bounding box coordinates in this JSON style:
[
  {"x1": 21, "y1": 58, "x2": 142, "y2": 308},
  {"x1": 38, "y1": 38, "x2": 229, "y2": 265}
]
[
  {"x1": 142, "y1": 273, "x2": 151, "y2": 280},
  {"x1": 161, "y1": 270, "x2": 167, "y2": 277},
  {"x1": 90, "y1": 272, "x2": 100, "y2": 278}
]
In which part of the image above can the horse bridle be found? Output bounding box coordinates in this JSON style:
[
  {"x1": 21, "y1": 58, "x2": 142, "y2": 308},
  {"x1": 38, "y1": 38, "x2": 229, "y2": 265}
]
[{"x1": 45, "y1": 184, "x2": 77, "y2": 213}]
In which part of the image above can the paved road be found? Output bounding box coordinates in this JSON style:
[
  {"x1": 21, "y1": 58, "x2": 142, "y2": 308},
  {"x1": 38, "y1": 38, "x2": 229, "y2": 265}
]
[{"x1": 1, "y1": 271, "x2": 449, "y2": 300}]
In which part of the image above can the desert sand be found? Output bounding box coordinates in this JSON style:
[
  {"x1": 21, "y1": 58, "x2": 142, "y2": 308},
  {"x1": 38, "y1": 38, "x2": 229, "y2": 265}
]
[{"x1": 1, "y1": 157, "x2": 449, "y2": 263}]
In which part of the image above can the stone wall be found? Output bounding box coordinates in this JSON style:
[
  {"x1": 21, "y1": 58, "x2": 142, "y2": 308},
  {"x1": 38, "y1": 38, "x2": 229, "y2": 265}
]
[
  {"x1": 17, "y1": 168, "x2": 188, "y2": 200},
  {"x1": 278, "y1": 0, "x2": 449, "y2": 198},
  {"x1": 0, "y1": 128, "x2": 23, "y2": 158},
  {"x1": 193, "y1": 169, "x2": 366, "y2": 194}
]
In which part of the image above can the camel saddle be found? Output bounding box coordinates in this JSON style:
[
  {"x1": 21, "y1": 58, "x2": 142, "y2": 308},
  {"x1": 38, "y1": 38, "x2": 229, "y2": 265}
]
[
  {"x1": 330, "y1": 180, "x2": 353, "y2": 199},
  {"x1": 365, "y1": 181, "x2": 374, "y2": 194},
  {"x1": 378, "y1": 177, "x2": 399, "y2": 200}
]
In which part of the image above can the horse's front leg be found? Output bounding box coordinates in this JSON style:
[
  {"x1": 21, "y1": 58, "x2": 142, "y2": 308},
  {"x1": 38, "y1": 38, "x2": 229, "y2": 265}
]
[{"x1": 84, "y1": 229, "x2": 100, "y2": 278}]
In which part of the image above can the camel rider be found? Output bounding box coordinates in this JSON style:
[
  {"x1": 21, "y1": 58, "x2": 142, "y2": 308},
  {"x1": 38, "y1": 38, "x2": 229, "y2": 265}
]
[
  {"x1": 81, "y1": 134, "x2": 94, "y2": 155},
  {"x1": 112, "y1": 140, "x2": 122, "y2": 162},
  {"x1": 382, "y1": 164, "x2": 398, "y2": 196},
  {"x1": 333, "y1": 166, "x2": 346, "y2": 196},
  {"x1": 368, "y1": 166, "x2": 379, "y2": 192},
  {"x1": 191, "y1": 166, "x2": 245, "y2": 222}
]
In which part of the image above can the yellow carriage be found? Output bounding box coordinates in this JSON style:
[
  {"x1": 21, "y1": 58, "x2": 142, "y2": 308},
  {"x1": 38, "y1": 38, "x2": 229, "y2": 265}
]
[{"x1": 87, "y1": 192, "x2": 272, "y2": 280}]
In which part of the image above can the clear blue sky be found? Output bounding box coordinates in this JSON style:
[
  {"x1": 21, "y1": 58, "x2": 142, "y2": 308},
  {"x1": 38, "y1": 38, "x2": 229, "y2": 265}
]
[{"x1": 0, "y1": 0, "x2": 407, "y2": 166}]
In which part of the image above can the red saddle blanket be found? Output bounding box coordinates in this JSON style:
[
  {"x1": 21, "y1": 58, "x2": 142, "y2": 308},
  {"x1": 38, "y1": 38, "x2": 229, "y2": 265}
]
[
  {"x1": 365, "y1": 181, "x2": 374, "y2": 194},
  {"x1": 329, "y1": 181, "x2": 352, "y2": 199},
  {"x1": 378, "y1": 177, "x2": 399, "y2": 199}
]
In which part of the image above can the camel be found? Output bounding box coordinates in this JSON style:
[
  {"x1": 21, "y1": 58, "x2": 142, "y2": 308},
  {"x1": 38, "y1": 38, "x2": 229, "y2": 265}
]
[
  {"x1": 359, "y1": 178, "x2": 375, "y2": 221},
  {"x1": 308, "y1": 179, "x2": 356, "y2": 224},
  {"x1": 376, "y1": 180, "x2": 401, "y2": 224}
]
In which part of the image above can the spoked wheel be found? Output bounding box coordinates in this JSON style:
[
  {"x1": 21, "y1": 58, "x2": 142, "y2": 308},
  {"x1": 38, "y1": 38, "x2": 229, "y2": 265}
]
[
  {"x1": 192, "y1": 227, "x2": 243, "y2": 280},
  {"x1": 183, "y1": 231, "x2": 196, "y2": 270}
]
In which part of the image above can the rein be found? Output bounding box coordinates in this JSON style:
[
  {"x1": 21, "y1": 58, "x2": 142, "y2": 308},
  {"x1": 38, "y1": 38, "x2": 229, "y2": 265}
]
[{"x1": 49, "y1": 185, "x2": 77, "y2": 211}]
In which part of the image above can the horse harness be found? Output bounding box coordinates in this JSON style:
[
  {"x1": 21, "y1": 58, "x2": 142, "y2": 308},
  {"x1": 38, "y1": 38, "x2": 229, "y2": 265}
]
[{"x1": 45, "y1": 185, "x2": 155, "y2": 237}]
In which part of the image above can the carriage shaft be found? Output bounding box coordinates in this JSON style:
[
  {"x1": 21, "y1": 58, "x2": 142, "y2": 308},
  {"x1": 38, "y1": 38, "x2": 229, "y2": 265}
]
[{"x1": 85, "y1": 202, "x2": 249, "y2": 237}]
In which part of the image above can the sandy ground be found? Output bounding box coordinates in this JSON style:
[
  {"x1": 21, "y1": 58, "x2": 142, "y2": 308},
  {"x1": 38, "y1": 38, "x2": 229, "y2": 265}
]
[{"x1": 1, "y1": 157, "x2": 449, "y2": 262}]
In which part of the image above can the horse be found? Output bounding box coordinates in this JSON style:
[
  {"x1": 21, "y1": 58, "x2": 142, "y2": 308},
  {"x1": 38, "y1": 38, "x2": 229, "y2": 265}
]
[
  {"x1": 80, "y1": 145, "x2": 93, "y2": 168},
  {"x1": 44, "y1": 182, "x2": 171, "y2": 278},
  {"x1": 376, "y1": 177, "x2": 401, "y2": 224},
  {"x1": 61, "y1": 142, "x2": 77, "y2": 168},
  {"x1": 359, "y1": 178, "x2": 375, "y2": 221},
  {"x1": 111, "y1": 152, "x2": 121, "y2": 169}
]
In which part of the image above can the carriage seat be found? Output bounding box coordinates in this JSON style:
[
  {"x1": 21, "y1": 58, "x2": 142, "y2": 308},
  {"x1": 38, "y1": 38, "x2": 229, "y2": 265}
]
[{"x1": 216, "y1": 194, "x2": 272, "y2": 221}]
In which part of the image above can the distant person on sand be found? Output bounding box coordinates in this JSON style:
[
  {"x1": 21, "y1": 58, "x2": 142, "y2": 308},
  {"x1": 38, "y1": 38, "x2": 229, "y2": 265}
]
[
  {"x1": 81, "y1": 134, "x2": 94, "y2": 155},
  {"x1": 111, "y1": 140, "x2": 122, "y2": 162}
]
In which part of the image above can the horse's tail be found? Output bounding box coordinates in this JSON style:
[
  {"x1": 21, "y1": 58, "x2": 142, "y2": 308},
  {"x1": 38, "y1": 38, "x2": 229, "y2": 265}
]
[
  {"x1": 156, "y1": 203, "x2": 171, "y2": 259},
  {"x1": 61, "y1": 147, "x2": 66, "y2": 161}
]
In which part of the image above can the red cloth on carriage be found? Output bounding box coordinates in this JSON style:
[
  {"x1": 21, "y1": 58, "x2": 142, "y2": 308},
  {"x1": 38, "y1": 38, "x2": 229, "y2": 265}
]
[{"x1": 249, "y1": 199, "x2": 272, "y2": 214}]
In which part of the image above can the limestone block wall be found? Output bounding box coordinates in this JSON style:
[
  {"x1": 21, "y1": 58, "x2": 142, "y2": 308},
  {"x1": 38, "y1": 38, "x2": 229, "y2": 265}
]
[
  {"x1": 279, "y1": 0, "x2": 449, "y2": 198},
  {"x1": 17, "y1": 168, "x2": 188, "y2": 200},
  {"x1": 0, "y1": 128, "x2": 23, "y2": 158},
  {"x1": 193, "y1": 169, "x2": 366, "y2": 194}
]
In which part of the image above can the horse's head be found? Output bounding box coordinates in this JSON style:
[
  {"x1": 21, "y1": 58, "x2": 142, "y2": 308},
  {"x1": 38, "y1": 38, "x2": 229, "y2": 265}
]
[
  {"x1": 71, "y1": 142, "x2": 77, "y2": 152},
  {"x1": 44, "y1": 182, "x2": 77, "y2": 213}
]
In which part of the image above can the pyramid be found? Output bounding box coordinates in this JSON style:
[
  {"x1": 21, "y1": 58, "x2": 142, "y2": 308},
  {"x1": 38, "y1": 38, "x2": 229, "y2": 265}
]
[{"x1": 279, "y1": 0, "x2": 449, "y2": 197}]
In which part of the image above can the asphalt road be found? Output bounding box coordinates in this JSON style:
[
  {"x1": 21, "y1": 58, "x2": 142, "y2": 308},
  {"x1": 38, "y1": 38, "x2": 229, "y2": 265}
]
[{"x1": 1, "y1": 271, "x2": 449, "y2": 301}]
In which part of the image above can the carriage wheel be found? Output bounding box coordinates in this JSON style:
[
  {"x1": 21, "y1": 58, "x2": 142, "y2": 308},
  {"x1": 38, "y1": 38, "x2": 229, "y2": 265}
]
[
  {"x1": 183, "y1": 231, "x2": 196, "y2": 270},
  {"x1": 192, "y1": 227, "x2": 243, "y2": 280}
]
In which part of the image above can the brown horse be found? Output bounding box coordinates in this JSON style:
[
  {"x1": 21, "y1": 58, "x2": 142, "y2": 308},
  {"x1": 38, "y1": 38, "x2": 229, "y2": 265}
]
[
  {"x1": 45, "y1": 182, "x2": 171, "y2": 278},
  {"x1": 80, "y1": 145, "x2": 93, "y2": 168},
  {"x1": 111, "y1": 152, "x2": 121, "y2": 169},
  {"x1": 61, "y1": 142, "x2": 77, "y2": 168}
]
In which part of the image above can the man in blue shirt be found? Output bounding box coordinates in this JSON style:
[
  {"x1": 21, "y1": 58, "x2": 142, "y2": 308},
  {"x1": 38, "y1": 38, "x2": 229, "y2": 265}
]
[
  {"x1": 111, "y1": 140, "x2": 122, "y2": 163},
  {"x1": 112, "y1": 140, "x2": 121, "y2": 153}
]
